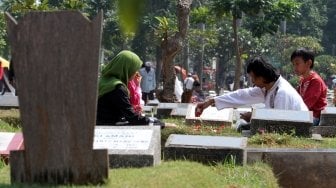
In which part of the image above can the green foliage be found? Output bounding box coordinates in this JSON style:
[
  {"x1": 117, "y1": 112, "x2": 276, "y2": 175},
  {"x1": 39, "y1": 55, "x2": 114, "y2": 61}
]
[
  {"x1": 287, "y1": 0, "x2": 328, "y2": 40},
  {"x1": 117, "y1": 0, "x2": 146, "y2": 37},
  {"x1": 315, "y1": 55, "x2": 336, "y2": 79},
  {"x1": 190, "y1": 6, "x2": 212, "y2": 24},
  {"x1": 62, "y1": 0, "x2": 88, "y2": 10},
  {"x1": 249, "y1": 132, "x2": 293, "y2": 146}
]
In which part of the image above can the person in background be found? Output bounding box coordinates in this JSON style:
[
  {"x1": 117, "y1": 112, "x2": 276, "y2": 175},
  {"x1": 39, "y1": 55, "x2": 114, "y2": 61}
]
[
  {"x1": 191, "y1": 80, "x2": 205, "y2": 103},
  {"x1": 181, "y1": 73, "x2": 195, "y2": 103},
  {"x1": 291, "y1": 48, "x2": 327, "y2": 126},
  {"x1": 195, "y1": 56, "x2": 308, "y2": 131},
  {"x1": 96, "y1": 50, "x2": 164, "y2": 127},
  {"x1": 128, "y1": 71, "x2": 143, "y2": 115},
  {"x1": 139, "y1": 61, "x2": 156, "y2": 104}
]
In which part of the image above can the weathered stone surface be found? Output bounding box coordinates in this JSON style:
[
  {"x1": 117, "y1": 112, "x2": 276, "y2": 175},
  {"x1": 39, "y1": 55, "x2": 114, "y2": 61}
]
[
  {"x1": 164, "y1": 134, "x2": 247, "y2": 165},
  {"x1": 311, "y1": 126, "x2": 336, "y2": 137},
  {"x1": 185, "y1": 105, "x2": 233, "y2": 126},
  {"x1": 247, "y1": 148, "x2": 336, "y2": 188},
  {"x1": 319, "y1": 107, "x2": 336, "y2": 126},
  {"x1": 6, "y1": 11, "x2": 108, "y2": 184},
  {"x1": 94, "y1": 126, "x2": 161, "y2": 168},
  {"x1": 250, "y1": 108, "x2": 313, "y2": 136}
]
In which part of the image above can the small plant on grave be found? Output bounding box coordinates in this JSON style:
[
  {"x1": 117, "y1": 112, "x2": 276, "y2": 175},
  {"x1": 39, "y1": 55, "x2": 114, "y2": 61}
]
[{"x1": 248, "y1": 132, "x2": 292, "y2": 146}]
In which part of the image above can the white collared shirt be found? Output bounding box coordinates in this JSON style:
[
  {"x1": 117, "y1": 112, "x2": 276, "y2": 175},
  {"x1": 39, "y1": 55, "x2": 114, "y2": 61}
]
[{"x1": 214, "y1": 76, "x2": 308, "y2": 111}]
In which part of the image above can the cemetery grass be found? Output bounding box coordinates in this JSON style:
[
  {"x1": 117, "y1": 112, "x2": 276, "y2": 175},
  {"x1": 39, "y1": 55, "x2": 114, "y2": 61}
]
[{"x1": 0, "y1": 160, "x2": 278, "y2": 188}]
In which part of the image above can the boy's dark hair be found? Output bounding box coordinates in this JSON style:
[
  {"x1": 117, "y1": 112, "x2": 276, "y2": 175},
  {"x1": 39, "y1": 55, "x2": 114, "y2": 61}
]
[
  {"x1": 246, "y1": 56, "x2": 279, "y2": 84},
  {"x1": 290, "y1": 48, "x2": 315, "y2": 69}
]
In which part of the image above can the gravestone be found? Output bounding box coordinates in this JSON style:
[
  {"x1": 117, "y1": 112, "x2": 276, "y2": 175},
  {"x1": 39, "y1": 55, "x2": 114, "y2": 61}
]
[
  {"x1": 250, "y1": 108, "x2": 313, "y2": 136},
  {"x1": 6, "y1": 11, "x2": 108, "y2": 184},
  {"x1": 0, "y1": 132, "x2": 23, "y2": 163},
  {"x1": 319, "y1": 107, "x2": 336, "y2": 126},
  {"x1": 94, "y1": 126, "x2": 161, "y2": 168},
  {"x1": 0, "y1": 94, "x2": 18, "y2": 108},
  {"x1": 311, "y1": 126, "x2": 336, "y2": 137},
  {"x1": 164, "y1": 134, "x2": 247, "y2": 165},
  {"x1": 170, "y1": 103, "x2": 191, "y2": 117},
  {"x1": 185, "y1": 105, "x2": 233, "y2": 126},
  {"x1": 156, "y1": 103, "x2": 190, "y2": 118}
]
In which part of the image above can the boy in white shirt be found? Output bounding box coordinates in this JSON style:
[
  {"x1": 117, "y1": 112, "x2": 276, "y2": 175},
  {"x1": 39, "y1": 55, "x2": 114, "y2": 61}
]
[{"x1": 195, "y1": 56, "x2": 308, "y2": 130}]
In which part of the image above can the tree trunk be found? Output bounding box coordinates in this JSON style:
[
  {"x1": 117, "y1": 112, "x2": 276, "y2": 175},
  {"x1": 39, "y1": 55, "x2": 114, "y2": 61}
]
[
  {"x1": 233, "y1": 17, "x2": 242, "y2": 90},
  {"x1": 158, "y1": 0, "x2": 192, "y2": 102}
]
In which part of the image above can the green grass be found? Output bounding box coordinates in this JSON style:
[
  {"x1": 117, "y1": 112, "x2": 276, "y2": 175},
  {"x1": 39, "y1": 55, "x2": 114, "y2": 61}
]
[{"x1": 0, "y1": 161, "x2": 278, "y2": 188}]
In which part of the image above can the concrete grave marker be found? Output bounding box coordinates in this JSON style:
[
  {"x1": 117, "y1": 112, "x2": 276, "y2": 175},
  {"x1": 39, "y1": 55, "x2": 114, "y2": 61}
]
[
  {"x1": 0, "y1": 132, "x2": 23, "y2": 163},
  {"x1": 6, "y1": 11, "x2": 108, "y2": 185},
  {"x1": 250, "y1": 108, "x2": 313, "y2": 136},
  {"x1": 185, "y1": 105, "x2": 233, "y2": 126},
  {"x1": 319, "y1": 107, "x2": 336, "y2": 126},
  {"x1": 156, "y1": 103, "x2": 190, "y2": 118},
  {"x1": 94, "y1": 126, "x2": 161, "y2": 168},
  {"x1": 164, "y1": 134, "x2": 247, "y2": 165},
  {"x1": 0, "y1": 94, "x2": 18, "y2": 108}
]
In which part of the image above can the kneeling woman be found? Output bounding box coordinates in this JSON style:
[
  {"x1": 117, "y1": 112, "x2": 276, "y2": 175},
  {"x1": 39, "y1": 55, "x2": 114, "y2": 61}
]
[{"x1": 96, "y1": 50, "x2": 163, "y2": 127}]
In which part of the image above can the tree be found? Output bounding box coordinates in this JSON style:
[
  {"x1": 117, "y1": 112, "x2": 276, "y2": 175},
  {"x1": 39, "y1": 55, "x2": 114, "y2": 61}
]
[
  {"x1": 211, "y1": 0, "x2": 300, "y2": 90},
  {"x1": 156, "y1": 0, "x2": 192, "y2": 102}
]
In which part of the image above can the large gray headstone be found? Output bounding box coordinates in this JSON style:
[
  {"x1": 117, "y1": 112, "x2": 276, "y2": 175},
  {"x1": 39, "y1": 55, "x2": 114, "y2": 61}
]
[
  {"x1": 94, "y1": 126, "x2": 161, "y2": 168},
  {"x1": 164, "y1": 134, "x2": 247, "y2": 165},
  {"x1": 247, "y1": 148, "x2": 336, "y2": 188},
  {"x1": 319, "y1": 107, "x2": 336, "y2": 126},
  {"x1": 250, "y1": 108, "x2": 313, "y2": 136},
  {"x1": 185, "y1": 105, "x2": 233, "y2": 127},
  {"x1": 6, "y1": 11, "x2": 108, "y2": 185}
]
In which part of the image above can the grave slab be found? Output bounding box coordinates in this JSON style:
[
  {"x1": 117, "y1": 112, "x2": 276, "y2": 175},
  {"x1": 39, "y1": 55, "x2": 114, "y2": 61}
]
[
  {"x1": 156, "y1": 103, "x2": 190, "y2": 118},
  {"x1": 250, "y1": 108, "x2": 313, "y2": 136},
  {"x1": 311, "y1": 126, "x2": 336, "y2": 137},
  {"x1": 319, "y1": 107, "x2": 336, "y2": 126},
  {"x1": 0, "y1": 95, "x2": 18, "y2": 108},
  {"x1": 247, "y1": 148, "x2": 336, "y2": 188},
  {"x1": 94, "y1": 126, "x2": 161, "y2": 168},
  {"x1": 164, "y1": 134, "x2": 247, "y2": 165},
  {"x1": 170, "y1": 103, "x2": 191, "y2": 117},
  {"x1": 0, "y1": 132, "x2": 23, "y2": 163},
  {"x1": 185, "y1": 105, "x2": 233, "y2": 126}
]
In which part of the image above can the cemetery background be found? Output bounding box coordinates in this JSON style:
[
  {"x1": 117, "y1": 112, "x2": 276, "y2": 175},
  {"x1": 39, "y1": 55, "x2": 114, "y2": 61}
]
[{"x1": 1, "y1": 109, "x2": 336, "y2": 187}]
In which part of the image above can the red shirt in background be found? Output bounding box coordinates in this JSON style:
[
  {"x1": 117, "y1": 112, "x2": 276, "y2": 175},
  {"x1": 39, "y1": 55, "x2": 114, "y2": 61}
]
[{"x1": 297, "y1": 71, "x2": 327, "y2": 118}]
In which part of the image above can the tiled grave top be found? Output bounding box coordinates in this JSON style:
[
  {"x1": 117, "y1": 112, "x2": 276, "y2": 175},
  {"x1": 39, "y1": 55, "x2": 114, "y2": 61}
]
[
  {"x1": 252, "y1": 108, "x2": 312, "y2": 122},
  {"x1": 166, "y1": 134, "x2": 247, "y2": 148}
]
